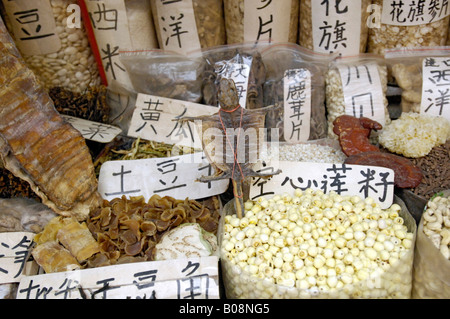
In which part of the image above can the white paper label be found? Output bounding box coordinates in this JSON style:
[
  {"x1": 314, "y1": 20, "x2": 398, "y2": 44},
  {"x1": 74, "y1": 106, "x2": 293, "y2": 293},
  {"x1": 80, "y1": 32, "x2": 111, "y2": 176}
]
[
  {"x1": 154, "y1": 0, "x2": 202, "y2": 54},
  {"x1": 17, "y1": 256, "x2": 219, "y2": 299},
  {"x1": 98, "y1": 152, "x2": 229, "y2": 201},
  {"x1": 243, "y1": 0, "x2": 292, "y2": 43},
  {"x1": 421, "y1": 56, "x2": 450, "y2": 121},
  {"x1": 62, "y1": 115, "x2": 122, "y2": 143},
  {"x1": 338, "y1": 62, "x2": 386, "y2": 126},
  {"x1": 216, "y1": 63, "x2": 251, "y2": 108},
  {"x1": 381, "y1": 0, "x2": 450, "y2": 26},
  {"x1": 3, "y1": 0, "x2": 61, "y2": 56},
  {"x1": 250, "y1": 161, "x2": 395, "y2": 209},
  {"x1": 311, "y1": 0, "x2": 362, "y2": 55},
  {"x1": 128, "y1": 94, "x2": 217, "y2": 149},
  {"x1": 0, "y1": 232, "x2": 39, "y2": 284},
  {"x1": 283, "y1": 69, "x2": 311, "y2": 142},
  {"x1": 86, "y1": 0, "x2": 133, "y2": 89}
]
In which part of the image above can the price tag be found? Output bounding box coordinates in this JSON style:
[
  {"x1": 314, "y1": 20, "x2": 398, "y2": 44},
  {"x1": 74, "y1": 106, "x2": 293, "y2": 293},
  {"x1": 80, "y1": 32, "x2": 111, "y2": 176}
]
[
  {"x1": 0, "y1": 232, "x2": 39, "y2": 284},
  {"x1": 98, "y1": 152, "x2": 229, "y2": 201},
  {"x1": 381, "y1": 0, "x2": 450, "y2": 26},
  {"x1": 62, "y1": 115, "x2": 122, "y2": 143},
  {"x1": 17, "y1": 256, "x2": 219, "y2": 299},
  {"x1": 250, "y1": 161, "x2": 395, "y2": 209}
]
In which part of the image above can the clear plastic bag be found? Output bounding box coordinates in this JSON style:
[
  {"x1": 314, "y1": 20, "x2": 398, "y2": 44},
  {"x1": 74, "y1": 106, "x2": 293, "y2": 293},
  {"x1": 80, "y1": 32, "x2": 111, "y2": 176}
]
[
  {"x1": 412, "y1": 190, "x2": 450, "y2": 299},
  {"x1": 368, "y1": 0, "x2": 450, "y2": 55},
  {"x1": 325, "y1": 54, "x2": 390, "y2": 139},
  {"x1": 120, "y1": 49, "x2": 204, "y2": 103},
  {"x1": 261, "y1": 44, "x2": 331, "y2": 142},
  {"x1": 219, "y1": 195, "x2": 416, "y2": 299},
  {"x1": 199, "y1": 43, "x2": 269, "y2": 109},
  {"x1": 386, "y1": 46, "x2": 450, "y2": 113},
  {"x1": 223, "y1": 0, "x2": 299, "y2": 44}
]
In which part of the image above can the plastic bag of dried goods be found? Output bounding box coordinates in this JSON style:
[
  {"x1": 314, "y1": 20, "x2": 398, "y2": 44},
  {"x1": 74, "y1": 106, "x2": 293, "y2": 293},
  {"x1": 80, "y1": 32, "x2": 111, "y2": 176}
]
[
  {"x1": 224, "y1": 0, "x2": 299, "y2": 45},
  {"x1": 219, "y1": 193, "x2": 416, "y2": 299},
  {"x1": 0, "y1": 0, "x2": 101, "y2": 92},
  {"x1": 325, "y1": 54, "x2": 390, "y2": 139},
  {"x1": 368, "y1": 0, "x2": 450, "y2": 55},
  {"x1": 150, "y1": 0, "x2": 225, "y2": 55},
  {"x1": 120, "y1": 49, "x2": 204, "y2": 103},
  {"x1": 412, "y1": 191, "x2": 450, "y2": 299},
  {"x1": 299, "y1": 0, "x2": 371, "y2": 55},
  {"x1": 386, "y1": 46, "x2": 450, "y2": 115},
  {"x1": 199, "y1": 43, "x2": 269, "y2": 110},
  {"x1": 82, "y1": 0, "x2": 158, "y2": 91},
  {"x1": 261, "y1": 44, "x2": 332, "y2": 143}
]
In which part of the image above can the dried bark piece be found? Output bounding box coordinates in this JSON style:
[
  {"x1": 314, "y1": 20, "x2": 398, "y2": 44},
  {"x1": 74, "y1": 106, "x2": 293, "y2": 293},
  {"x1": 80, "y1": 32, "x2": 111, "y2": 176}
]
[
  {"x1": 31, "y1": 241, "x2": 80, "y2": 274},
  {"x1": 345, "y1": 151, "x2": 423, "y2": 188},
  {"x1": 0, "y1": 18, "x2": 101, "y2": 220},
  {"x1": 333, "y1": 115, "x2": 382, "y2": 156}
]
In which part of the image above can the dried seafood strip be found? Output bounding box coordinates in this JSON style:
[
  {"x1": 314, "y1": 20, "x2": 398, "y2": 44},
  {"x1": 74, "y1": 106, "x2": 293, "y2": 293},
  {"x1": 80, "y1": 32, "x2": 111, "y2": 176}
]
[
  {"x1": 31, "y1": 241, "x2": 81, "y2": 274},
  {"x1": 85, "y1": 195, "x2": 221, "y2": 267},
  {"x1": 0, "y1": 18, "x2": 101, "y2": 220}
]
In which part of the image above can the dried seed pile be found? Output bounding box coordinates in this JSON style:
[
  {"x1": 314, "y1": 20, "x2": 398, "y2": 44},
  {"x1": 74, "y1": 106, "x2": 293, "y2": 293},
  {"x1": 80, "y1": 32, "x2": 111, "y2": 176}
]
[{"x1": 410, "y1": 140, "x2": 450, "y2": 200}]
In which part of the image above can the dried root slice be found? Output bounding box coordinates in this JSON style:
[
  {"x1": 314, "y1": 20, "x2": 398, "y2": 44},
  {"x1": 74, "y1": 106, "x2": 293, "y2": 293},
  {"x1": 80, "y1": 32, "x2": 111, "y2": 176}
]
[
  {"x1": 56, "y1": 218, "x2": 101, "y2": 262},
  {"x1": 31, "y1": 241, "x2": 80, "y2": 274},
  {"x1": 345, "y1": 151, "x2": 423, "y2": 188}
]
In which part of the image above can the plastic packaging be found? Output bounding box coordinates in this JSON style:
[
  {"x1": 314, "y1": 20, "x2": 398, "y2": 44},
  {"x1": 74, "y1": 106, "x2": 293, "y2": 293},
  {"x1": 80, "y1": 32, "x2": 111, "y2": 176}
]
[
  {"x1": 224, "y1": 0, "x2": 299, "y2": 44},
  {"x1": 199, "y1": 43, "x2": 269, "y2": 109},
  {"x1": 219, "y1": 195, "x2": 416, "y2": 299},
  {"x1": 368, "y1": 0, "x2": 450, "y2": 55},
  {"x1": 386, "y1": 46, "x2": 450, "y2": 114},
  {"x1": 412, "y1": 190, "x2": 450, "y2": 299},
  {"x1": 299, "y1": 0, "x2": 371, "y2": 55},
  {"x1": 261, "y1": 44, "x2": 331, "y2": 142},
  {"x1": 1, "y1": 0, "x2": 101, "y2": 92},
  {"x1": 325, "y1": 54, "x2": 390, "y2": 139},
  {"x1": 150, "y1": 0, "x2": 225, "y2": 54}
]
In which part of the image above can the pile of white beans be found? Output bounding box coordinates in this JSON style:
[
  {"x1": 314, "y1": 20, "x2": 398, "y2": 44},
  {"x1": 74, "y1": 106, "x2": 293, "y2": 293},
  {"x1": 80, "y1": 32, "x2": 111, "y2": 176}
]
[{"x1": 220, "y1": 188, "x2": 416, "y2": 299}]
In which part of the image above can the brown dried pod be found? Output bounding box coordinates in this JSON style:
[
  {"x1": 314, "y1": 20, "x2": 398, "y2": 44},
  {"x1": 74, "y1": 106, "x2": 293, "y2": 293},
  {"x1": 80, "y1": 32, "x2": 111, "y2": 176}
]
[{"x1": 0, "y1": 18, "x2": 100, "y2": 221}]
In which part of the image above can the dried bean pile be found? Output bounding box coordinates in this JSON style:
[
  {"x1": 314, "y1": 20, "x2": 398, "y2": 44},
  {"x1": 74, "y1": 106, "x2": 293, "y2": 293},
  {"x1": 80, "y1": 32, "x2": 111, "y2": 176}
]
[{"x1": 410, "y1": 140, "x2": 450, "y2": 200}]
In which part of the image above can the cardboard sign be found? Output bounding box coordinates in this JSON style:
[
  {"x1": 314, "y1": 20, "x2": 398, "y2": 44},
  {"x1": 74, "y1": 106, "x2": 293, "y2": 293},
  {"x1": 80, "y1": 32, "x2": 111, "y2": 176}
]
[
  {"x1": 250, "y1": 161, "x2": 395, "y2": 209},
  {"x1": 17, "y1": 256, "x2": 219, "y2": 299},
  {"x1": 62, "y1": 115, "x2": 122, "y2": 143},
  {"x1": 98, "y1": 152, "x2": 229, "y2": 201},
  {"x1": 381, "y1": 0, "x2": 450, "y2": 26},
  {"x1": 0, "y1": 232, "x2": 39, "y2": 284}
]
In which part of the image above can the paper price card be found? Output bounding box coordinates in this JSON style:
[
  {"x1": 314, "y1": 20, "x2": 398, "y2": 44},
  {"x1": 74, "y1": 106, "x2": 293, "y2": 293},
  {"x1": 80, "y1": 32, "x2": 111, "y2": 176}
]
[
  {"x1": 0, "y1": 232, "x2": 39, "y2": 284},
  {"x1": 250, "y1": 161, "x2": 395, "y2": 209},
  {"x1": 62, "y1": 115, "x2": 122, "y2": 143},
  {"x1": 17, "y1": 256, "x2": 219, "y2": 299},
  {"x1": 98, "y1": 152, "x2": 229, "y2": 201},
  {"x1": 128, "y1": 94, "x2": 218, "y2": 149},
  {"x1": 381, "y1": 0, "x2": 450, "y2": 26},
  {"x1": 421, "y1": 57, "x2": 450, "y2": 121}
]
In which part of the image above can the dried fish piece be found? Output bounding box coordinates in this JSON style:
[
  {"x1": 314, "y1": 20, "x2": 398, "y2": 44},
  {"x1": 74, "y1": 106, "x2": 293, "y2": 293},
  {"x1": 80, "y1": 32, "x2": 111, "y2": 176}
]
[
  {"x1": 31, "y1": 241, "x2": 81, "y2": 274},
  {"x1": 0, "y1": 17, "x2": 101, "y2": 221}
]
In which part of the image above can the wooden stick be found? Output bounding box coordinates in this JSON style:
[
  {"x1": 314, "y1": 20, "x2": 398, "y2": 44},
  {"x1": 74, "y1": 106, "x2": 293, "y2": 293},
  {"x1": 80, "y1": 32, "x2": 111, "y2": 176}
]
[{"x1": 232, "y1": 179, "x2": 244, "y2": 219}]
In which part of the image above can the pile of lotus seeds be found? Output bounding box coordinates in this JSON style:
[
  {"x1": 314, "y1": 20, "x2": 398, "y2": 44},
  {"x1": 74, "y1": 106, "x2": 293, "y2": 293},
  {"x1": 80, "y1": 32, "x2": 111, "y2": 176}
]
[{"x1": 220, "y1": 188, "x2": 415, "y2": 299}]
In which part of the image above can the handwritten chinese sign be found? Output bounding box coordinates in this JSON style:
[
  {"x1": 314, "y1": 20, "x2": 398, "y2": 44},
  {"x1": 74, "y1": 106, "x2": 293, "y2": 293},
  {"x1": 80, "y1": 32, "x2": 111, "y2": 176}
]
[
  {"x1": 250, "y1": 161, "x2": 395, "y2": 209},
  {"x1": 311, "y1": 0, "x2": 362, "y2": 55},
  {"x1": 62, "y1": 115, "x2": 122, "y2": 143},
  {"x1": 3, "y1": 0, "x2": 61, "y2": 56},
  {"x1": 128, "y1": 94, "x2": 217, "y2": 149},
  {"x1": 381, "y1": 0, "x2": 450, "y2": 26},
  {"x1": 85, "y1": 0, "x2": 133, "y2": 88},
  {"x1": 338, "y1": 62, "x2": 386, "y2": 126},
  {"x1": 283, "y1": 69, "x2": 311, "y2": 142},
  {"x1": 421, "y1": 57, "x2": 450, "y2": 121},
  {"x1": 0, "y1": 232, "x2": 39, "y2": 284},
  {"x1": 17, "y1": 256, "x2": 219, "y2": 299},
  {"x1": 98, "y1": 152, "x2": 229, "y2": 201},
  {"x1": 153, "y1": 0, "x2": 201, "y2": 54},
  {"x1": 243, "y1": 0, "x2": 293, "y2": 43}
]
